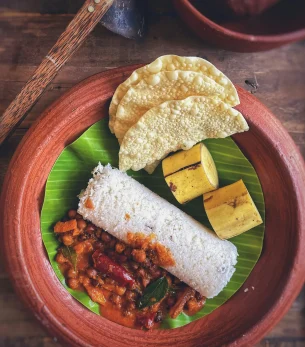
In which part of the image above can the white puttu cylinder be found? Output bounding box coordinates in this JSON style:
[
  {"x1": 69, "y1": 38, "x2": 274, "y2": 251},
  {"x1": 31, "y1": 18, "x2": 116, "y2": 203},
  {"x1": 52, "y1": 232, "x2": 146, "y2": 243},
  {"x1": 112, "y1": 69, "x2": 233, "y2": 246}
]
[{"x1": 78, "y1": 164, "x2": 237, "y2": 298}]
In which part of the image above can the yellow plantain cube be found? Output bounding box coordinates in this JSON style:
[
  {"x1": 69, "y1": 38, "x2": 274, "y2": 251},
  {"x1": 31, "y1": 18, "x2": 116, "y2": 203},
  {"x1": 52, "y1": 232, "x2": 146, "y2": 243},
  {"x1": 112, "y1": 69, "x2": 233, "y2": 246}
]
[
  {"x1": 163, "y1": 143, "x2": 218, "y2": 204},
  {"x1": 203, "y1": 179, "x2": 263, "y2": 239}
]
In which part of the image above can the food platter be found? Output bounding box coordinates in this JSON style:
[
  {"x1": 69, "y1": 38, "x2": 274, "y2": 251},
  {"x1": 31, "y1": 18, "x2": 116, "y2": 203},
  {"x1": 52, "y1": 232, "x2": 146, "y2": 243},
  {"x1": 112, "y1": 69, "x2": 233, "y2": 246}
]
[{"x1": 1, "y1": 65, "x2": 305, "y2": 346}]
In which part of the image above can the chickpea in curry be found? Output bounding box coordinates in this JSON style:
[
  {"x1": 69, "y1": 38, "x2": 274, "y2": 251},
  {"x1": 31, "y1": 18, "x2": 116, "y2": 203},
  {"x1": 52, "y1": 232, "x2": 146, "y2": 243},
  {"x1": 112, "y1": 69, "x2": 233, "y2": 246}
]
[{"x1": 54, "y1": 209, "x2": 206, "y2": 330}]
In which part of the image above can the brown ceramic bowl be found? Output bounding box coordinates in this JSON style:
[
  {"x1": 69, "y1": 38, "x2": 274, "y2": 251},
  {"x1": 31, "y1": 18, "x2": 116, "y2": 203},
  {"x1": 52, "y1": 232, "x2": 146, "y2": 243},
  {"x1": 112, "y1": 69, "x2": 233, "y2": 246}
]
[
  {"x1": 173, "y1": 0, "x2": 305, "y2": 52},
  {"x1": 1, "y1": 66, "x2": 305, "y2": 346}
]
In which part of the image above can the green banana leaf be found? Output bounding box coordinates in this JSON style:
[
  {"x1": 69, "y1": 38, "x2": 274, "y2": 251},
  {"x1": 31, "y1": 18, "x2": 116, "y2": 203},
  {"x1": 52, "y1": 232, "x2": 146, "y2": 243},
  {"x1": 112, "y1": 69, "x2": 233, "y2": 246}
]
[{"x1": 41, "y1": 119, "x2": 265, "y2": 329}]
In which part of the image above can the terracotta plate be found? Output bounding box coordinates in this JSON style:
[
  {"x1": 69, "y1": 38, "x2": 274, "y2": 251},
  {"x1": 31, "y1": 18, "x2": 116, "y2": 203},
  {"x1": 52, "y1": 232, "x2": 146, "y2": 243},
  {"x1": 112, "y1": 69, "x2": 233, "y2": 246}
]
[
  {"x1": 1, "y1": 66, "x2": 305, "y2": 346},
  {"x1": 173, "y1": 0, "x2": 305, "y2": 52}
]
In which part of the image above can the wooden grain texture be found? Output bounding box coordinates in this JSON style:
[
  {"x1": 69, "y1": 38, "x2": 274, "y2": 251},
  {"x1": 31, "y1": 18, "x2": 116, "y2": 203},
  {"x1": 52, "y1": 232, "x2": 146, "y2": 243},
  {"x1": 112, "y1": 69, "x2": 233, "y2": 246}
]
[
  {"x1": 0, "y1": 0, "x2": 114, "y2": 144},
  {"x1": 0, "y1": 1, "x2": 304, "y2": 346}
]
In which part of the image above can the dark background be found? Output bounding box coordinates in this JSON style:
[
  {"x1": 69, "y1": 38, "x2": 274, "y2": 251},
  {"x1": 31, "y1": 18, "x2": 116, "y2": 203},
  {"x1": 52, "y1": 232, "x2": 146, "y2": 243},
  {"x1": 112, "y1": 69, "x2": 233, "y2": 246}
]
[{"x1": 0, "y1": 1, "x2": 304, "y2": 346}]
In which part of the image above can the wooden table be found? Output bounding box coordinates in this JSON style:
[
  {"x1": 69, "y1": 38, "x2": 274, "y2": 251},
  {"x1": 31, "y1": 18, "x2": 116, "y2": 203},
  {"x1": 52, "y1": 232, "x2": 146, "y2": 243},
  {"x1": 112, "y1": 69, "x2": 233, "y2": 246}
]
[{"x1": 0, "y1": 1, "x2": 304, "y2": 346}]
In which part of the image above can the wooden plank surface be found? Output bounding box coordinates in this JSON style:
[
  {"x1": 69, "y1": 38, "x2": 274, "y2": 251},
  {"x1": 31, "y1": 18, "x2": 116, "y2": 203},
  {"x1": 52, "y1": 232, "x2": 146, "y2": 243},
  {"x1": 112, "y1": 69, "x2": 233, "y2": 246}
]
[{"x1": 0, "y1": 1, "x2": 304, "y2": 346}]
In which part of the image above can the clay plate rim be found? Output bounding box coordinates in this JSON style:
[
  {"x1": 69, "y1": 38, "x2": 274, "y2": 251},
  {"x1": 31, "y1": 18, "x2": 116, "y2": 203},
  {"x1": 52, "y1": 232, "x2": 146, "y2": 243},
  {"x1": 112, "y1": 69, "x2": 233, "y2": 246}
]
[
  {"x1": 173, "y1": 0, "x2": 305, "y2": 43},
  {"x1": 1, "y1": 66, "x2": 305, "y2": 346}
]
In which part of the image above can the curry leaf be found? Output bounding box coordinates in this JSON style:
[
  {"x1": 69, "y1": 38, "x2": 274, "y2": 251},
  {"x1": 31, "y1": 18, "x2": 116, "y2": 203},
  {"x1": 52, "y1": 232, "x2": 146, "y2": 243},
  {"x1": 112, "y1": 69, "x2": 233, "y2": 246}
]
[
  {"x1": 62, "y1": 246, "x2": 77, "y2": 271},
  {"x1": 138, "y1": 277, "x2": 169, "y2": 309}
]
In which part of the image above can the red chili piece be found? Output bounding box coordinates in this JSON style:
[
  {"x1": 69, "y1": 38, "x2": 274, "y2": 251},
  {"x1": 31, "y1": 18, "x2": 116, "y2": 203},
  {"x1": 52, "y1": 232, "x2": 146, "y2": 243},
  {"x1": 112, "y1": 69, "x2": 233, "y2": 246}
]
[
  {"x1": 107, "y1": 251, "x2": 128, "y2": 263},
  {"x1": 92, "y1": 250, "x2": 135, "y2": 288}
]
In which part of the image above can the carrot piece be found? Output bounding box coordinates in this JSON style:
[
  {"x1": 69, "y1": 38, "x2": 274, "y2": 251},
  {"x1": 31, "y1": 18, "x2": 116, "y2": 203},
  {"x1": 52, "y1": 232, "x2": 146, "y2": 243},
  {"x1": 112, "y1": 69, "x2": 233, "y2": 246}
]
[
  {"x1": 85, "y1": 198, "x2": 94, "y2": 209},
  {"x1": 54, "y1": 219, "x2": 77, "y2": 233}
]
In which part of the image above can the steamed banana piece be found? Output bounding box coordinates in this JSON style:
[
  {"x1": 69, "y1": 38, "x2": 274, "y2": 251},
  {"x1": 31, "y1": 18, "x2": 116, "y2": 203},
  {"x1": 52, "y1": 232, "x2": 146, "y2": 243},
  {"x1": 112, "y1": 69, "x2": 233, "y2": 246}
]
[
  {"x1": 162, "y1": 143, "x2": 219, "y2": 204},
  {"x1": 203, "y1": 179, "x2": 263, "y2": 239}
]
